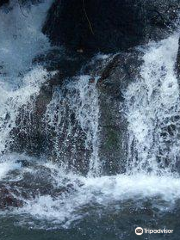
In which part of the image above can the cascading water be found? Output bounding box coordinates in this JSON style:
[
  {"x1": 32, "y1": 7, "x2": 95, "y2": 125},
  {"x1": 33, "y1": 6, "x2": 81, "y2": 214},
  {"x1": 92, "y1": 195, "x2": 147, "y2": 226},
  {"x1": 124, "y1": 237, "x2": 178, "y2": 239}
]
[
  {"x1": 125, "y1": 33, "x2": 180, "y2": 175},
  {"x1": 44, "y1": 75, "x2": 101, "y2": 176},
  {"x1": 0, "y1": 0, "x2": 53, "y2": 154},
  {"x1": 15, "y1": 32, "x2": 180, "y2": 229},
  {"x1": 0, "y1": 0, "x2": 180, "y2": 238}
]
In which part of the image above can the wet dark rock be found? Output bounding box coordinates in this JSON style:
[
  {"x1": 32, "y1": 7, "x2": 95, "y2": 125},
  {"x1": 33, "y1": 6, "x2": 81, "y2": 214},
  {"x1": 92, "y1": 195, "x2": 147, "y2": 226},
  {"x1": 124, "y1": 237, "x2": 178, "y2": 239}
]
[
  {"x1": 43, "y1": 0, "x2": 180, "y2": 54},
  {"x1": 9, "y1": 0, "x2": 180, "y2": 176},
  {"x1": 11, "y1": 78, "x2": 92, "y2": 175},
  {"x1": 0, "y1": 185, "x2": 23, "y2": 209},
  {"x1": 33, "y1": 48, "x2": 89, "y2": 75},
  {"x1": 74, "y1": 50, "x2": 144, "y2": 175},
  {"x1": 89, "y1": 51, "x2": 143, "y2": 174},
  {"x1": 0, "y1": 164, "x2": 83, "y2": 210}
]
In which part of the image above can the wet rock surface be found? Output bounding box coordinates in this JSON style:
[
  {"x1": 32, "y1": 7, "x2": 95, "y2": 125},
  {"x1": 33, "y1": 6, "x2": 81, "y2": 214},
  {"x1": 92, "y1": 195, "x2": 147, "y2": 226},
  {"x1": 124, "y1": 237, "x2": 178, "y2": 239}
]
[
  {"x1": 0, "y1": 161, "x2": 82, "y2": 210},
  {"x1": 97, "y1": 51, "x2": 144, "y2": 174},
  {"x1": 43, "y1": 0, "x2": 180, "y2": 54},
  {"x1": 0, "y1": 185, "x2": 23, "y2": 209}
]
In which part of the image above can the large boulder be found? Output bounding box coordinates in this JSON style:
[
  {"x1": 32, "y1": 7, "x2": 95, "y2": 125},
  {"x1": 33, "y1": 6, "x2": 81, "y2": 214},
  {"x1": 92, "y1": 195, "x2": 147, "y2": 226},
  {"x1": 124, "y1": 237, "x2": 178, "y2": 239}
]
[
  {"x1": 0, "y1": 162, "x2": 83, "y2": 210},
  {"x1": 82, "y1": 51, "x2": 143, "y2": 174},
  {"x1": 43, "y1": 0, "x2": 180, "y2": 54}
]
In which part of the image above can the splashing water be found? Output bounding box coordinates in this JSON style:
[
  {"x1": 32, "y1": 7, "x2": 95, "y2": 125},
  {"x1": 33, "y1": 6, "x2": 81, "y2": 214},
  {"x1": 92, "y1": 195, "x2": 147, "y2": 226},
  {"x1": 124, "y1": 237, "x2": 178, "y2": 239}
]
[
  {"x1": 125, "y1": 33, "x2": 180, "y2": 175},
  {"x1": 19, "y1": 169, "x2": 180, "y2": 229},
  {"x1": 0, "y1": 0, "x2": 52, "y2": 77},
  {"x1": 44, "y1": 75, "x2": 101, "y2": 176},
  {"x1": 14, "y1": 32, "x2": 180, "y2": 228},
  {"x1": 0, "y1": 0, "x2": 53, "y2": 154}
]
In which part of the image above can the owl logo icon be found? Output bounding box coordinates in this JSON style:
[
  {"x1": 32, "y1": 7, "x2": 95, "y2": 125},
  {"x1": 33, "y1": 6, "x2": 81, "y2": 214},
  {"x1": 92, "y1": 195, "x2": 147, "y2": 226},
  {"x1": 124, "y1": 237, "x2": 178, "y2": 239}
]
[{"x1": 135, "y1": 227, "x2": 143, "y2": 235}]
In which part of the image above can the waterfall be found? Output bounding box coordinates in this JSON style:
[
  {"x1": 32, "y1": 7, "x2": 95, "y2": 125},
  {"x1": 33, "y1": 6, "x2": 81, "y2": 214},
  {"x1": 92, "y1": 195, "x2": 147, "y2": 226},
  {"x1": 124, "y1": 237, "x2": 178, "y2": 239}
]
[
  {"x1": 17, "y1": 32, "x2": 180, "y2": 228},
  {"x1": 0, "y1": 0, "x2": 53, "y2": 154},
  {"x1": 0, "y1": 0, "x2": 180, "y2": 233},
  {"x1": 0, "y1": 0, "x2": 52, "y2": 76},
  {"x1": 124, "y1": 33, "x2": 180, "y2": 175},
  {"x1": 44, "y1": 75, "x2": 101, "y2": 176}
]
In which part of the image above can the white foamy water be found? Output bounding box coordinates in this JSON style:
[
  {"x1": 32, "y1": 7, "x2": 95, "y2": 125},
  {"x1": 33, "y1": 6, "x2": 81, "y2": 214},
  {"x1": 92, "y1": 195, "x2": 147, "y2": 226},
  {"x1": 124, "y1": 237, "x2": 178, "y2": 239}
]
[
  {"x1": 0, "y1": 0, "x2": 52, "y2": 77},
  {"x1": 0, "y1": 0, "x2": 53, "y2": 154},
  {"x1": 19, "y1": 167, "x2": 180, "y2": 228},
  {"x1": 22, "y1": 33, "x2": 180, "y2": 227},
  {"x1": 125, "y1": 33, "x2": 180, "y2": 175},
  {"x1": 0, "y1": 160, "x2": 21, "y2": 180},
  {"x1": 0, "y1": 67, "x2": 50, "y2": 153},
  {"x1": 44, "y1": 75, "x2": 101, "y2": 176},
  {"x1": 68, "y1": 75, "x2": 100, "y2": 176}
]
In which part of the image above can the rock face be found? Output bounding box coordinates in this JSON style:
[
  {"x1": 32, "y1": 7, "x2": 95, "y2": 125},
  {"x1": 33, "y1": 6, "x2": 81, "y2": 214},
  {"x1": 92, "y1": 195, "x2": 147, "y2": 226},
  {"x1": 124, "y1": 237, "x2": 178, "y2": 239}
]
[
  {"x1": 0, "y1": 162, "x2": 82, "y2": 209},
  {"x1": 0, "y1": 185, "x2": 23, "y2": 209},
  {"x1": 79, "y1": 51, "x2": 143, "y2": 174},
  {"x1": 97, "y1": 52, "x2": 143, "y2": 174},
  {"x1": 1, "y1": 0, "x2": 180, "y2": 210},
  {"x1": 43, "y1": 0, "x2": 180, "y2": 54}
]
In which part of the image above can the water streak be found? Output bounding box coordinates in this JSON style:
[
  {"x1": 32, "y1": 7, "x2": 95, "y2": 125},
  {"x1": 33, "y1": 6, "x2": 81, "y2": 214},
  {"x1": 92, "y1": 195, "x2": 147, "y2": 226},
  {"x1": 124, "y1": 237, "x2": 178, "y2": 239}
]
[
  {"x1": 124, "y1": 33, "x2": 180, "y2": 175},
  {"x1": 0, "y1": 0, "x2": 53, "y2": 154},
  {"x1": 44, "y1": 75, "x2": 101, "y2": 175}
]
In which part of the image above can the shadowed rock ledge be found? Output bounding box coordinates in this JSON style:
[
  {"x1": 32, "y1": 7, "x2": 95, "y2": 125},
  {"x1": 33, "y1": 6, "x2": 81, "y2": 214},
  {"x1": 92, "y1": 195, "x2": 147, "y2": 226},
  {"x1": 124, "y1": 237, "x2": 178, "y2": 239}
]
[{"x1": 43, "y1": 0, "x2": 180, "y2": 54}]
